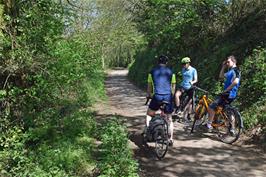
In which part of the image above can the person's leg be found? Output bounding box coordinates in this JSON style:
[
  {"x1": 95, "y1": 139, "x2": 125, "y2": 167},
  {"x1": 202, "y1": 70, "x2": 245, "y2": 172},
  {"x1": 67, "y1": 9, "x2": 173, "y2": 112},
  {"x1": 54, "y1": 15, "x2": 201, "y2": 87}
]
[
  {"x1": 175, "y1": 90, "x2": 182, "y2": 109},
  {"x1": 146, "y1": 95, "x2": 159, "y2": 127},
  {"x1": 223, "y1": 98, "x2": 236, "y2": 134},
  {"x1": 182, "y1": 88, "x2": 193, "y2": 122},
  {"x1": 207, "y1": 107, "x2": 215, "y2": 129},
  {"x1": 207, "y1": 97, "x2": 221, "y2": 129},
  {"x1": 187, "y1": 88, "x2": 194, "y2": 115},
  {"x1": 146, "y1": 108, "x2": 155, "y2": 127},
  {"x1": 229, "y1": 111, "x2": 236, "y2": 135},
  {"x1": 143, "y1": 109, "x2": 155, "y2": 136},
  {"x1": 167, "y1": 114, "x2": 174, "y2": 141},
  {"x1": 165, "y1": 94, "x2": 174, "y2": 145},
  {"x1": 184, "y1": 99, "x2": 192, "y2": 124}
]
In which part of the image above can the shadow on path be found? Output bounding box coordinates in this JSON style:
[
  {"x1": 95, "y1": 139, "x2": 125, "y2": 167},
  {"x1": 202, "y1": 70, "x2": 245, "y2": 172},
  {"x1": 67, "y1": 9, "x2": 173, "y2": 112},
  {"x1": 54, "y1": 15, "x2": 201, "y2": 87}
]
[{"x1": 94, "y1": 69, "x2": 266, "y2": 177}]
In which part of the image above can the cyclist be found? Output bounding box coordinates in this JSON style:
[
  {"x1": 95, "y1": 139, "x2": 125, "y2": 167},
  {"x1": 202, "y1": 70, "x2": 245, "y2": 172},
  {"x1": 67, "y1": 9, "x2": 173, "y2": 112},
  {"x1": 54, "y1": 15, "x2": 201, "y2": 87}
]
[
  {"x1": 207, "y1": 55, "x2": 241, "y2": 133},
  {"x1": 174, "y1": 57, "x2": 198, "y2": 119},
  {"x1": 145, "y1": 55, "x2": 176, "y2": 146}
]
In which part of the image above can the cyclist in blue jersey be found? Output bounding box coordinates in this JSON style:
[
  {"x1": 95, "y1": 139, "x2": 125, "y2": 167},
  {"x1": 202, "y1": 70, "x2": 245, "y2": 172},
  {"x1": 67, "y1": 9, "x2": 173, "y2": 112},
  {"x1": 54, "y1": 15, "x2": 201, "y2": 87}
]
[
  {"x1": 174, "y1": 57, "x2": 198, "y2": 114},
  {"x1": 207, "y1": 55, "x2": 241, "y2": 133},
  {"x1": 146, "y1": 55, "x2": 176, "y2": 145}
]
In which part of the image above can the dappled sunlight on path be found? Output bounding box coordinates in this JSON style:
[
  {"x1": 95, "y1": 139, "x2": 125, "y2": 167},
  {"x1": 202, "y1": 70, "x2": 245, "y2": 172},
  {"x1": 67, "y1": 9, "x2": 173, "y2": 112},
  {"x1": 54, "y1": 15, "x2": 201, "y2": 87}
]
[{"x1": 94, "y1": 69, "x2": 266, "y2": 177}]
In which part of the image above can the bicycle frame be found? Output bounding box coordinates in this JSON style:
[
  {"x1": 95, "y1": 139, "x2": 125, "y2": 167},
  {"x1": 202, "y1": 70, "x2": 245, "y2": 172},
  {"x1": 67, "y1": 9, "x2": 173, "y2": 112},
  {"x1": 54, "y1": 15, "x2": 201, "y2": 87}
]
[
  {"x1": 180, "y1": 87, "x2": 197, "y2": 111},
  {"x1": 196, "y1": 94, "x2": 229, "y2": 128},
  {"x1": 191, "y1": 86, "x2": 243, "y2": 144}
]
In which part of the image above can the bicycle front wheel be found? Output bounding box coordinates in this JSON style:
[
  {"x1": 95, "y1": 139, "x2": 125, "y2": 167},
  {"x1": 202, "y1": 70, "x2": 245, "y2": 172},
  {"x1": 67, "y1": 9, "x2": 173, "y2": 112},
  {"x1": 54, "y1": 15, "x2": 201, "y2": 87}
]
[
  {"x1": 217, "y1": 107, "x2": 243, "y2": 144},
  {"x1": 154, "y1": 124, "x2": 169, "y2": 160}
]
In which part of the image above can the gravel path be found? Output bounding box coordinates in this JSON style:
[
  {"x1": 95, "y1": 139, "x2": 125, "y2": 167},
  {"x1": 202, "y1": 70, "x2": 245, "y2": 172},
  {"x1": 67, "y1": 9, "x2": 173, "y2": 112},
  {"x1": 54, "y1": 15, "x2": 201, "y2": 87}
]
[{"x1": 94, "y1": 69, "x2": 266, "y2": 177}]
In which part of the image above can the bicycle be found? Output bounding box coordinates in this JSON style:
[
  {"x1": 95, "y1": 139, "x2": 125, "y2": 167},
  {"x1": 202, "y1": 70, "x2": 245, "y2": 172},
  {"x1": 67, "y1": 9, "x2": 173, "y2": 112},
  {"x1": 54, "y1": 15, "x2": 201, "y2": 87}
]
[
  {"x1": 190, "y1": 86, "x2": 243, "y2": 144},
  {"x1": 174, "y1": 86, "x2": 198, "y2": 123},
  {"x1": 143, "y1": 97, "x2": 170, "y2": 160}
]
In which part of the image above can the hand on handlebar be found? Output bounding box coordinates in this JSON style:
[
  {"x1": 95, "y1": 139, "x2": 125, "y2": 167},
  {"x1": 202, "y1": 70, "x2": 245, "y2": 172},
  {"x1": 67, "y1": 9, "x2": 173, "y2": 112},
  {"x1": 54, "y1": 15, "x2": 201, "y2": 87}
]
[
  {"x1": 145, "y1": 96, "x2": 151, "y2": 105},
  {"x1": 220, "y1": 90, "x2": 230, "y2": 96},
  {"x1": 146, "y1": 92, "x2": 152, "y2": 98},
  {"x1": 145, "y1": 93, "x2": 152, "y2": 105}
]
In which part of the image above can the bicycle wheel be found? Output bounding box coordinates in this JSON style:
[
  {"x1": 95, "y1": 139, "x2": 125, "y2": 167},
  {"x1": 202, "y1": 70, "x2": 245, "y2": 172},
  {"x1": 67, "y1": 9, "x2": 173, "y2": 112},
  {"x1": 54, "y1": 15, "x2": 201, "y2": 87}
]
[
  {"x1": 191, "y1": 103, "x2": 208, "y2": 133},
  {"x1": 217, "y1": 107, "x2": 243, "y2": 144},
  {"x1": 154, "y1": 123, "x2": 169, "y2": 160}
]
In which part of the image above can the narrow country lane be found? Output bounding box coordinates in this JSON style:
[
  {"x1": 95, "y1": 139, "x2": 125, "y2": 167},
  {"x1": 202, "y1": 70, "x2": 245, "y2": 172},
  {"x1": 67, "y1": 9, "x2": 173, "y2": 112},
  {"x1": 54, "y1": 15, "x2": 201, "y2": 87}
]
[{"x1": 94, "y1": 69, "x2": 266, "y2": 177}]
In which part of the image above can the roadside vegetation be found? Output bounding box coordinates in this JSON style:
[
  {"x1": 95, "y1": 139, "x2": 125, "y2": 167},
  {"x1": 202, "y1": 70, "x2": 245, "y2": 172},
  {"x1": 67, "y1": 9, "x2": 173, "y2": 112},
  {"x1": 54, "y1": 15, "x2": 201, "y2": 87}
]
[
  {"x1": 128, "y1": 0, "x2": 266, "y2": 133},
  {"x1": 0, "y1": 0, "x2": 140, "y2": 176},
  {"x1": 0, "y1": 0, "x2": 265, "y2": 176}
]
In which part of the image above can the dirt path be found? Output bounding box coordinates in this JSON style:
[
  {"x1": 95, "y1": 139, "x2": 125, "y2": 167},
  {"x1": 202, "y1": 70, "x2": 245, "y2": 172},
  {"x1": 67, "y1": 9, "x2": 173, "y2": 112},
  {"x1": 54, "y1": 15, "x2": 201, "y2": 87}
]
[{"x1": 94, "y1": 69, "x2": 266, "y2": 177}]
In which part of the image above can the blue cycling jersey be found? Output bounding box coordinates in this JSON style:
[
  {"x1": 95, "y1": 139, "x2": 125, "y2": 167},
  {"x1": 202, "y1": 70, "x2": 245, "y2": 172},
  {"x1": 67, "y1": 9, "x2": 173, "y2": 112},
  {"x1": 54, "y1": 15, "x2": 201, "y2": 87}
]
[
  {"x1": 180, "y1": 66, "x2": 197, "y2": 90},
  {"x1": 148, "y1": 65, "x2": 176, "y2": 95},
  {"x1": 224, "y1": 67, "x2": 241, "y2": 99}
]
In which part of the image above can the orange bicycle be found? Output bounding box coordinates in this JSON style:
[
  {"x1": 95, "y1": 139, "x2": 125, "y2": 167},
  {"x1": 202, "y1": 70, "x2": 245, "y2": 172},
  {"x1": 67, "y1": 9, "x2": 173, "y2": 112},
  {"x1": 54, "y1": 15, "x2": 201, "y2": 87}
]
[{"x1": 191, "y1": 86, "x2": 243, "y2": 144}]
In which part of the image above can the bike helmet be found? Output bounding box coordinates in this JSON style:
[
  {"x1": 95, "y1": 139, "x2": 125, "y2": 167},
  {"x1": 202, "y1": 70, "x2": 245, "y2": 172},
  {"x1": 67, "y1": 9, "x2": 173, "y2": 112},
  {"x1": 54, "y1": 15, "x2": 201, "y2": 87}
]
[
  {"x1": 181, "y1": 57, "x2": 191, "y2": 64},
  {"x1": 158, "y1": 55, "x2": 169, "y2": 64}
]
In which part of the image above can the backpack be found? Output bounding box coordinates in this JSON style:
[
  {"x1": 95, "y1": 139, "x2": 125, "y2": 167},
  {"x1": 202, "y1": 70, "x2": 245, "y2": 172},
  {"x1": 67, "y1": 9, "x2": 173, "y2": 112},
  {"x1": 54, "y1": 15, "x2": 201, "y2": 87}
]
[{"x1": 147, "y1": 116, "x2": 167, "y2": 142}]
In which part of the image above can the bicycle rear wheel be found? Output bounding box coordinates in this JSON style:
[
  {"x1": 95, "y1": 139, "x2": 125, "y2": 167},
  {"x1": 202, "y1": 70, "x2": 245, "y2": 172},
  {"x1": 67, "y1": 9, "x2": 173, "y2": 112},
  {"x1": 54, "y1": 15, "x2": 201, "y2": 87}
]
[
  {"x1": 217, "y1": 108, "x2": 243, "y2": 144},
  {"x1": 191, "y1": 103, "x2": 207, "y2": 133},
  {"x1": 154, "y1": 123, "x2": 169, "y2": 160}
]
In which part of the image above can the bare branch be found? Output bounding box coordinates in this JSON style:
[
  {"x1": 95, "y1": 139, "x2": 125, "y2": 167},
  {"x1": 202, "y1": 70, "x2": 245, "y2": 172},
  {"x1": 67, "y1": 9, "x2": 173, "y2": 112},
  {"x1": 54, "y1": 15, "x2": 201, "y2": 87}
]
[{"x1": 3, "y1": 73, "x2": 11, "y2": 89}]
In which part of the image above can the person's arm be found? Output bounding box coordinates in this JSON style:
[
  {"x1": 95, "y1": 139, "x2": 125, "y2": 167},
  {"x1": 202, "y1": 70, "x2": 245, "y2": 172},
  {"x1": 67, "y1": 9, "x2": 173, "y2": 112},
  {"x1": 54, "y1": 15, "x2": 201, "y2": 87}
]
[
  {"x1": 171, "y1": 74, "x2": 176, "y2": 95},
  {"x1": 223, "y1": 68, "x2": 240, "y2": 93},
  {"x1": 223, "y1": 78, "x2": 239, "y2": 93},
  {"x1": 190, "y1": 69, "x2": 198, "y2": 85},
  {"x1": 219, "y1": 61, "x2": 227, "y2": 80},
  {"x1": 147, "y1": 73, "x2": 153, "y2": 97}
]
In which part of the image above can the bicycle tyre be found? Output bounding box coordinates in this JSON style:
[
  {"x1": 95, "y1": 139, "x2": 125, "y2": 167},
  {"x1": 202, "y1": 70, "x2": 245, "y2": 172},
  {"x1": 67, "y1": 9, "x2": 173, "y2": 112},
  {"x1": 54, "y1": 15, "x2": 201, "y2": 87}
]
[
  {"x1": 154, "y1": 122, "x2": 169, "y2": 160},
  {"x1": 218, "y1": 107, "x2": 243, "y2": 144},
  {"x1": 191, "y1": 103, "x2": 207, "y2": 133}
]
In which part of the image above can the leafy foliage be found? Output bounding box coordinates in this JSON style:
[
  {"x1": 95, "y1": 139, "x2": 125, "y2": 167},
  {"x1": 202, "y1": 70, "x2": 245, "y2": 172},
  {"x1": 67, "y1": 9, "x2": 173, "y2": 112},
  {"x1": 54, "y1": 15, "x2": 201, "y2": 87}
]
[
  {"x1": 239, "y1": 48, "x2": 266, "y2": 107},
  {"x1": 92, "y1": 0, "x2": 145, "y2": 68},
  {"x1": 1, "y1": 0, "x2": 141, "y2": 176},
  {"x1": 98, "y1": 118, "x2": 139, "y2": 177},
  {"x1": 129, "y1": 0, "x2": 266, "y2": 129},
  {"x1": 239, "y1": 48, "x2": 266, "y2": 128}
]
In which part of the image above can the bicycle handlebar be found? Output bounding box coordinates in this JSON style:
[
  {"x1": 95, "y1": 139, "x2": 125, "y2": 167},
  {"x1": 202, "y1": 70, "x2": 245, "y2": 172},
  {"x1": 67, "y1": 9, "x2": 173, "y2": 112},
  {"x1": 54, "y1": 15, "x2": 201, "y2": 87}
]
[
  {"x1": 145, "y1": 97, "x2": 151, "y2": 105},
  {"x1": 192, "y1": 86, "x2": 225, "y2": 97},
  {"x1": 192, "y1": 86, "x2": 209, "y2": 94}
]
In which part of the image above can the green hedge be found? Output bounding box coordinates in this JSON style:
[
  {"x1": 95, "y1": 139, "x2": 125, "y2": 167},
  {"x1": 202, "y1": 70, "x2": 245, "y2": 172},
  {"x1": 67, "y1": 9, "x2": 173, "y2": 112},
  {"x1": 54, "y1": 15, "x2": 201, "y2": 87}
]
[
  {"x1": 239, "y1": 48, "x2": 266, "y2": 128},
  {"x1": 98, "y1": 118, "x2": 139, "y2": 177}
]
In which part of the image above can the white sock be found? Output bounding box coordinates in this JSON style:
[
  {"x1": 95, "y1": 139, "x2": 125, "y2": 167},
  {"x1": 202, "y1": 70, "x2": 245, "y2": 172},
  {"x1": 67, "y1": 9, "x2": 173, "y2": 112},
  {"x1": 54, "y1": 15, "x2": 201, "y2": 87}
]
[
  {"x1": 167, "y1": 114, "x2": 174, "y2": 140},
  {"x1": 146, "y1": 115, "x2": 152, "y2": 127},
  {"x1": 207, "y1": 120, "x2": 213, "y2": 128}
]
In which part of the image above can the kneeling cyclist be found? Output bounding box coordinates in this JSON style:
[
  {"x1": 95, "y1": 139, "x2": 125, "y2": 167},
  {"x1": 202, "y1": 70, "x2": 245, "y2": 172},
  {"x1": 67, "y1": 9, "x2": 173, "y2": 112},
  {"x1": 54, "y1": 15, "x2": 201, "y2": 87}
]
[{"x1": 145, "y1": 55, "x2": 176, "y2": 146}]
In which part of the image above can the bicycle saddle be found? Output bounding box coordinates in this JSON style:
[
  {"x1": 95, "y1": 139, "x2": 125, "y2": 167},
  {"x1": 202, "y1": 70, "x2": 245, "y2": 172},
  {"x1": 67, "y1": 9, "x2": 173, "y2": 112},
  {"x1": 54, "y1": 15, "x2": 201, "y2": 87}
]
[{"x1": 159, "y1": 101, "x2": 170, "y2": 106}]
